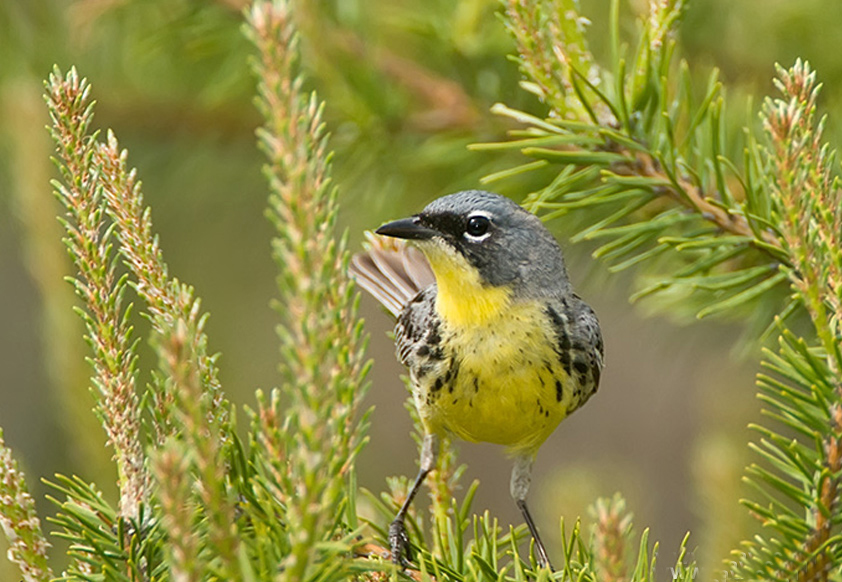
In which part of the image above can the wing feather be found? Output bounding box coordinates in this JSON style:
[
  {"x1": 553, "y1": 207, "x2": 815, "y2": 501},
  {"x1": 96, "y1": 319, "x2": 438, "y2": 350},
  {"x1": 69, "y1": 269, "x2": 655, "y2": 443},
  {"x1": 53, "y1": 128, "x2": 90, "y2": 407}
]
[{"x1": 350, "y1": 233, "x2": 434, "y2": 317}]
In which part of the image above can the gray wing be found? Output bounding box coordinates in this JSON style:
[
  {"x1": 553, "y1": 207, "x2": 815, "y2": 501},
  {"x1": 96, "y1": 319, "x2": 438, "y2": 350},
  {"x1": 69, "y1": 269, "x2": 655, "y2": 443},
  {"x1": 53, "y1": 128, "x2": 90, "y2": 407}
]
[
  {"x1": 349, "y1": 234, "x2": 435, "y2": 317},
  {"x1": 350, "y1": 234, "x2": 442, "y2": 378},
  {"x1": 571, "y1": 296, "x2": 603, "y2": 391},
  {"x1": 546, "y1": 294, "x2": 603, "y2": 412}
]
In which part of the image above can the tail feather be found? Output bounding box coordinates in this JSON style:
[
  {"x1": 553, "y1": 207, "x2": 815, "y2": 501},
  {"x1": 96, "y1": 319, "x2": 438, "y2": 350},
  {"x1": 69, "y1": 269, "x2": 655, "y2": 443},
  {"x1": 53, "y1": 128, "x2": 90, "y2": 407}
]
[{"x1": 350, "y1": 233, "x2": 434, "y2": 317}]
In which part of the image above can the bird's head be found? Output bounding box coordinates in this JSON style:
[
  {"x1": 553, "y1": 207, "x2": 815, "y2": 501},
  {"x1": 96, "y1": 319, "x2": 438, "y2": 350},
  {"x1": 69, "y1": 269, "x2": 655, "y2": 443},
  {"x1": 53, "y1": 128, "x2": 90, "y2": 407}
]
[{"x1": 376, "y1": 190, "x2": 570, "y2": 325}]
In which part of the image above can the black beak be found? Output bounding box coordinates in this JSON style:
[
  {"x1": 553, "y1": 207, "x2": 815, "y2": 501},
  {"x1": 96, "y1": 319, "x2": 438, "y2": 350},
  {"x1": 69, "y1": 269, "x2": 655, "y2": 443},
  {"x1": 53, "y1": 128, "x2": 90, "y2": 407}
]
[{"x1": 375, "y1": 216, "x2": 438, "y2": 240}]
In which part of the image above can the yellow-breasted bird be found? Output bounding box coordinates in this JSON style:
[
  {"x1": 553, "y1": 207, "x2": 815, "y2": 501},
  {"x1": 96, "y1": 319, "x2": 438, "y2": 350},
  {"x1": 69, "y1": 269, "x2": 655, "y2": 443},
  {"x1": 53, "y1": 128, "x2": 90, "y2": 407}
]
[{"x1": 351, "y1": 190, "x2": 603, "y2": 569}]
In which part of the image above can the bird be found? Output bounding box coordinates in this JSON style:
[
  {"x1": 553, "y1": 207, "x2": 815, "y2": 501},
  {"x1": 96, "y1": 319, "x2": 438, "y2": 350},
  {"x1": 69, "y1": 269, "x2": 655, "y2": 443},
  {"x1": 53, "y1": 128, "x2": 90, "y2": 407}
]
[{"x1": 350, "y1": 190, "x2": 603, "y2": 570}]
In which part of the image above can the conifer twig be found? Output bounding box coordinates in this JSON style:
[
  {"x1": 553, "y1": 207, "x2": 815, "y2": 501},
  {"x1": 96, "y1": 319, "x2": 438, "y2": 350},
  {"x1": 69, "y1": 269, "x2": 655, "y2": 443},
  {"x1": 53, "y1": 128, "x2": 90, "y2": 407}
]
[
  {"x1": 45, "y1": 65, "x2": 240, "y2": 580},
  {"x1": 44, "y1": 66, "x2": 148, "y2": 522},
  {"x1": 743, "y1": 59, "x2": 842, "y2": 582},
  {"x1": 95, "y1": 132, "x2": 229, "y2": 439},
  {"x1": 0, "y1": 430, "x2": 53, "y2": 582},
  {"x1": 500, "y1": 0, "x2": 784, "y2": 263},
  {"x1": 478, "y1": 0, "x2": 792, "y2": 327},
  {"x1": 764, "y1": 60, "x2": 842, "y2": 367},
  {"x1": 153, "y1": 443, "x2": 201, "y2": 582},
  {"x1": 96, "y1": 128, "x2": 240, "y2": 580},
  {"x1": 504, "y1": 0, "x2": 613, "y2": 125},
  {"x1": 590, "y1": 495, "x2": 633, "y2": 582},
  {"x1": 246, "y1": 0, "x2": 370, "y2": 578}
]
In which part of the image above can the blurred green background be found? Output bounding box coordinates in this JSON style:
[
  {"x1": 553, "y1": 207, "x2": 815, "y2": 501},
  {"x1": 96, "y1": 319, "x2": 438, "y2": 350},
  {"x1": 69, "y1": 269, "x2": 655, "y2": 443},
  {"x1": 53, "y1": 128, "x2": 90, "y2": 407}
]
[{"x1": 2, "y1": 0, "x2": 842, "y2": 577}]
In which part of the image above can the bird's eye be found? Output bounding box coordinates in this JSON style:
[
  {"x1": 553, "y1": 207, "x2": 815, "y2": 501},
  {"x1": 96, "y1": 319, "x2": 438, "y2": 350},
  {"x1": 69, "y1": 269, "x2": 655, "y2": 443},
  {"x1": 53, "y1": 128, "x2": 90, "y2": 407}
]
[{"x1": 465, "y1": 215, "x2": 490, "y2": 237}]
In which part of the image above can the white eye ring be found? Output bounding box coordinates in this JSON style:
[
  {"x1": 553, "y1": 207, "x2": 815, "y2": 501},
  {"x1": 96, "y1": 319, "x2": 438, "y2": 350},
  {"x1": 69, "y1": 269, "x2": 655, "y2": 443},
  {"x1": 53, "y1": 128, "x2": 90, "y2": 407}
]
[{"x1": 464, "y1": 213, "x2": 492, "y2": 241}]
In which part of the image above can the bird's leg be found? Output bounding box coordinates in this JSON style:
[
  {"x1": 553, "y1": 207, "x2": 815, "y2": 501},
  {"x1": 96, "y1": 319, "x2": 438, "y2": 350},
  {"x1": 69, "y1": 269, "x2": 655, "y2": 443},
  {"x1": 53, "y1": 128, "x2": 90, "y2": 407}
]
[
  {"x1": 390, "y1": 433, "x2": 439, "y2": 566},
  {"x1": 511, "y1": 455, "x2": 554, "y2": 571}
]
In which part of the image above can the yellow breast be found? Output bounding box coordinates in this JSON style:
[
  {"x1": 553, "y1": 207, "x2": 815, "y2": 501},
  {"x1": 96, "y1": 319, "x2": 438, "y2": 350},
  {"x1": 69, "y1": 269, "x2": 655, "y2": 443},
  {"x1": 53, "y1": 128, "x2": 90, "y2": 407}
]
[
  {"x1": 424, "y1": 298, "x2": 573, "y2": 455},
  {"x1": 415, "y1": 239, "x2": 575, "y2": 454}
]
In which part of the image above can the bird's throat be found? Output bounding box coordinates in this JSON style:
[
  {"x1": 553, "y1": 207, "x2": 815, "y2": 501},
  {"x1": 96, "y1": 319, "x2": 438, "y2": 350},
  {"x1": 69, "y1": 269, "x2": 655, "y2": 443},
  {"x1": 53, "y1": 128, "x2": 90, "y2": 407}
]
[{"x1": 422, "y1": 243, "x2": 512, "y2": 328}]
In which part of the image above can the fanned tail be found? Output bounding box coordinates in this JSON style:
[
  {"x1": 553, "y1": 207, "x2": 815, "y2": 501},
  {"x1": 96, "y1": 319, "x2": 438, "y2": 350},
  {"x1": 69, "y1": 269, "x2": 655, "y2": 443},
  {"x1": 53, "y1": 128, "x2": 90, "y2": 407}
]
[{"x1": 349, "y1": 232, "x2": 435, "y2": 317}]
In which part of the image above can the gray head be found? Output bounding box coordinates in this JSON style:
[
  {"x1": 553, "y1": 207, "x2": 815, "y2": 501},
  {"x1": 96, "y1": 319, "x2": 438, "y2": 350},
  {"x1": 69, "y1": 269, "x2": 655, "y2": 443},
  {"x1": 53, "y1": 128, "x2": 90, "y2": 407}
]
[{"x1": 376, "y1": 190, "x2": 570, "y2": 298}]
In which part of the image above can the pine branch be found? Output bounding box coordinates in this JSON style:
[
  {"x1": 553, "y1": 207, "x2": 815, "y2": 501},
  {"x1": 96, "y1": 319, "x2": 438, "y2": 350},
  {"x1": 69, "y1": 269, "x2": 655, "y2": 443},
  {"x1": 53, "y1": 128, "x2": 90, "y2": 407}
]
[
  {"x1": 590, "y1": 494, "x2": 633, "y2": 582},
  {"x1": 245, "y1": 1, "x2": 371, "y2": 579},
  {"x1": 503, "y1": 0, "x2": 613, "y2": 126},
  {"x1": 45, "y1": 67, "x2": 241, "y2": 581},
  {"x1": 45, "y1": 473, "x2": 161, "y2": 582},
  {"x1": 0, "y1": 430, "x2": 53, "y2": 582},
  {"x1": 763, "y1": 60, "x2": 842, "y2": 370},
  {"x1": 152, "y1": 442, "x2": 201, "y2": 582},
  {"x1": 729, "y1": 60, "x2": 842, "y2": 582},
  {"x1": 44, "y1": 67, "x2": 148, "y2": 524},
  {"x1": 735, "y1": 327, "x2": 842, "y2": 581},
  {"x1": 95, "y1": 130, "x2": 230, "y2": 442},
  {"x1": 477, "y1": 0, "x2": 792, "y2": 327},
  {"x1": 426, "y1": 436, "x2": 464, "y2": 564},
  {"x1": 96, "y1": 127, "x2": 240, "y2": 582}
]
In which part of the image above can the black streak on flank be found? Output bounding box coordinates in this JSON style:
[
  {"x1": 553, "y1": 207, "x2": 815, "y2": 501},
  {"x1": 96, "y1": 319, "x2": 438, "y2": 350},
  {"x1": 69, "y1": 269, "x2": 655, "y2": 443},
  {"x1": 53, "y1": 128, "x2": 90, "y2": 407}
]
[
  {"x1": 427, "y1": 324, "x2": 441, "y2": 347},
  {"x1": 560, "y1": 352, "x2": 572, "y2": 377},
  {"x1": 559, "y1": 332, "x2": 572, "y2": 352},
  {"x1": 450, "y1": 360, "x2": 461, "y2": 385},
  {"x1": 546, "y1": 306, "x2": 574, "y2": 376},
  {"x1": 433, "y1": 377, "x2": 444, "y2": 392},
  {"x1": 546, "y1": 306, "x2": 572, "y2": 351},
  {"x1": 444, "y1": 359, "x2": 461, "y2": 393},
  {"x1": 574, "y1": 360, "x2": 590, "y2": 387},
  {"x1": 555, "y1": 380, "x2": 563, "y2": 402}
]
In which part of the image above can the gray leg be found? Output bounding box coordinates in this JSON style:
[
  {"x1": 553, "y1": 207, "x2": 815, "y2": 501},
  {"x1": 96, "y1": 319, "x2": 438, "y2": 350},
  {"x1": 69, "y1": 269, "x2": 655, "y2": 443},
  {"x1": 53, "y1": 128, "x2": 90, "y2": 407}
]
[
  {"x1": 511, "y1": 455, "x2": 553, "y2": 570},
  {"x1": 390, "y1": 433, "x2": 439, "y2": 565}
]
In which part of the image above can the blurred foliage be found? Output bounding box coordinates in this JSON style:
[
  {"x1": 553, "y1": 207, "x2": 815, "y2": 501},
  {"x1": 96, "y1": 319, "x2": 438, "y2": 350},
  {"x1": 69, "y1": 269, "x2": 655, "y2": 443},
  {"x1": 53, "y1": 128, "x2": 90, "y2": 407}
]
[{"x1": 1, "y1": 0, "x2": 841, "y2": 580}]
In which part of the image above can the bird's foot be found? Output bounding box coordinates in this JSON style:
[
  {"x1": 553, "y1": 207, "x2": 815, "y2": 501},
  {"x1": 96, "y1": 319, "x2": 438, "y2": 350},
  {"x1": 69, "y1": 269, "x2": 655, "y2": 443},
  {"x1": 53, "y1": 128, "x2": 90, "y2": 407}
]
[{"x1": 388, "y1": 519, "x2": 410, "y2": 566}]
